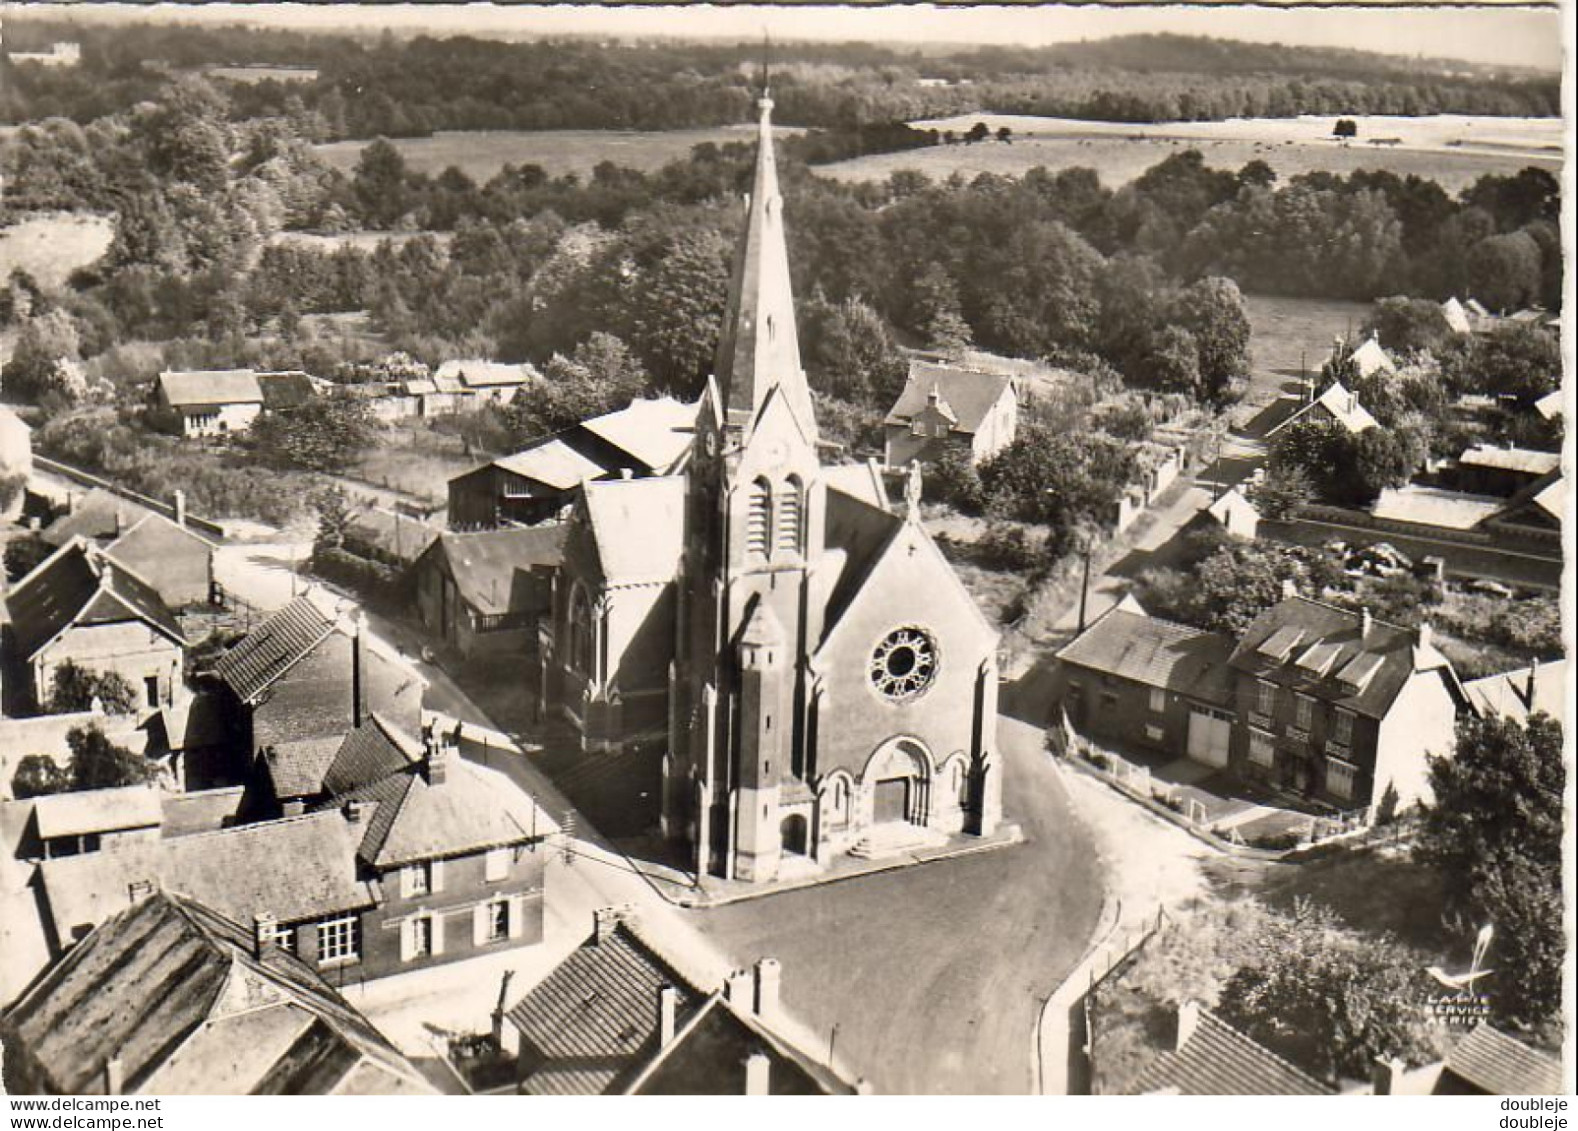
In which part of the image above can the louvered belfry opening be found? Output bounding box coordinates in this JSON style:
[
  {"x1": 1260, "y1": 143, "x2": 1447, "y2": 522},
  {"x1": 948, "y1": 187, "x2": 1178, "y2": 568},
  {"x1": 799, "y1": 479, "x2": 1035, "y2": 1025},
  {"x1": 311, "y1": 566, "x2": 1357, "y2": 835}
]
[
  {"x1": 776, "y1": 477, "x2": 802, "y2": 555},
  {"x1": 747, "y1": 477, "x2": 772, "y2": 557}
]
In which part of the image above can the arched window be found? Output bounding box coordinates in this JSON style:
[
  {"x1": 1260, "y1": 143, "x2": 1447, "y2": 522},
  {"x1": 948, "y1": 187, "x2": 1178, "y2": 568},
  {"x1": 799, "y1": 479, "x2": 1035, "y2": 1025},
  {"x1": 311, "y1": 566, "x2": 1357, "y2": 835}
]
[
  {"x1": 568, "y1": 586, "x2": 594, "y2": 677},
  {"x1": 776, "y1": 476, "x2": 803, "y2": 555},
  {"x1": 746, "y1": 477, "x2": 772, "y2": 558}
]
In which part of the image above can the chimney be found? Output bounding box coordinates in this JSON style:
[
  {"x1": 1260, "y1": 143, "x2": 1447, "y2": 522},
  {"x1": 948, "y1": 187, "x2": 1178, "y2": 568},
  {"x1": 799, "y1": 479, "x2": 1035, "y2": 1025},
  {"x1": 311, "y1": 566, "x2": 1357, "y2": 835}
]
[
  {"x1": 127, "y1": 879, "x2": 154, "y2": 902},
  {"x1": 1360, "y1": 606, "x2": 1373, "y2": 637},
  {"x1": 744, "y1": 1051, "x2": 771, "y2": 1096},
  {"x1": 425, "y1": 735, "x2": 448, "y2": 787},
  {"x1": 1371, "y1": 1056, "x2": 1405, "y2": 1096},
  {"x1": 1175, "y1": 1000, "x2": 1200, "y2": 1052},
  {"x1": 724, "y1": 968, "x2": 754, "y2": 1007},
  {"x1": 592, "y1": 906, "x2": 625, "y2": 944},
  {"x1": 174, "y1": 489, "x2": 187, "y2": 528},
  {"x1": 104, "y1": 1056, "x2": 125, "y2": 1096},
  {"x1": 114, "y1": 504, "x2": 124, "y2": 536},
  {"x1": 619, "y1": 467, "x2": 634, "y2": 480},
  {"x1": 1280, "y1": 578, "x2": 1299, "y2": 600},
  {"x1": 658, "y1": 984, "x2": 679, "y2": 1048},
  {"x1": 753, "y1": 957, "x2": 780, "y2": 1022},
  {"x1": 253, "y1": 912, "x2": 277, "y2": 959},
  {"x1": 344, "y1": 800, "x2": 366, "y2": 823},
  {"x1": 351, "y1": 612, "x2": 368, "y2": 728},
  {"x1": 1416, "y1": 622, "x2": 1432, "y2": 652},
  {"x1": 282, "y1": 798, "x2": 305, "y2": 817}
]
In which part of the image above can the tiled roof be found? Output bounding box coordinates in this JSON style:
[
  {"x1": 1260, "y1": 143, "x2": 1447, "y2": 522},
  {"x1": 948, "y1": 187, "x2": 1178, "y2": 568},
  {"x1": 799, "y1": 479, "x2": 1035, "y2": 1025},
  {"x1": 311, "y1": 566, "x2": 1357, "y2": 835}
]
[
  {"x1": 261, "y1": 736, "x2": 345, "y2": 801},
  {"x1": 0, "y1": 890, "x2": 430, "y2": 1095},
  {"x1": 321, "y1": 715, "x2": 423, "y2": 798},
  {"x1": 494, "y1": 439, "x2": 607, "y2": 491},
  {"x1": 886, "y1": 362, "x2": 1014, "y2": 433},
  {"x1": 1135, "y1": 1010, "x2": 1331, "y2": 1095},
  {"x1": 256, "y1": 370, "x2": 318, "y2": 410},
  {"x1": 40, "y1": 488, "x2": 153, "y2": 547},
  {"x1": 38, "y1": 809, "x2": 377, "y2": 944},
  {"x1": 212, "y1": 591, "x2": 340, "y2": 703},
  {"x1": 1229, "y1": 596, "x2": 1455, "y2": 719},
  {"x1": 435, "y1": 359, "x2": 538, "y2": 389},
  {"x1": 33, "y1": 785, "x2": 162, "y2": 840},
  {"x1": 582, "y1": 475, "x2": 687, "y2": 583},
  {"x1": 1465, "y1": 659, "x2": 1566, "y2": 725},
  {"x1": 506, "y1": 917, "x2": 707, "y2": 1096},
  {"x1": 322, "y1": 744, "x2": 554, "y2": 867},
  {"x1": 1349, "y1": 338, "x2": 1395, "y2": 377},
  {"x1": 6, "y1": 539, "x2": 184, "y2": 661},
  {"x1": 1443, "y1": 1022, "x2": 1564, "y2": 1096},
  {"x1": 426, "y1": 525, "x2": 566, "y2": 615},
  {"x1": 157, "y1": 369, "x2": 264, "y2": 408},
  {"x1": 1269, "y1": 381, "x2": 1376, "y2": 436},
  {"x1": 1459, "y1": 444, "x2": 1560, "y2": 477},
  {"x1": 1057, "y1": 608, "x2": 1236, "y2": 707},
  {"x1": 1372, "y1": 485, "x2": 1505, "y2": 531},
  {"x1": 577, "y1": 396, "x2": 698, "y2": 473},
  {"x1": 343, "y1": 508, "x2": 439, "y2": 565}
]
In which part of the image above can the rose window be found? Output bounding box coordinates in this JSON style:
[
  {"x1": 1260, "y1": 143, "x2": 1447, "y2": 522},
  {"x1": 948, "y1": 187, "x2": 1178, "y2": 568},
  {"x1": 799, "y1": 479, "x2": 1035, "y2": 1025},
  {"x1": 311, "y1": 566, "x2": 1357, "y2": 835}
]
[{"x1": 869, "y1": 627, "x2": 938, "y2": 702}]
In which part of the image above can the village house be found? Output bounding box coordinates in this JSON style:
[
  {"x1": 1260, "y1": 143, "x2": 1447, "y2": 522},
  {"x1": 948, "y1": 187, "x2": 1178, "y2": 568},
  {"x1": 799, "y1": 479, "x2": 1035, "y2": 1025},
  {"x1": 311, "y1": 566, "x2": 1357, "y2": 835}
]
[
  {"x1": 1205, "y1": 485, "x2": 1260, "y2": 540},
  {"x1": 499, "y1": 907, "x2": 858, "y2": 1095},
  {"x1": 6, "y1": 41, "x2": 81, "y2": 66},
  {"x1": 1440, "y1": 296, "x2": 1473, "y2": 335},
  {"x1": 1449, "y1": 443, "x2": 1560, "y2": 498},
  {"x1": 434, "y1": 359, "x2": 540, "y2": 406},
  {"x1": 1053, "y1": 602, "x2": 1238, "y2": 769},
  {"x1": 210, "y1": 590, "x2": 425, "y2": 812},
  {"x1": 1371, "y1": 1022, "x2": 1564, "y2": 1096},
  {"x1": 152, "y1": 369, "x2": 266, "y2": 438},
  {"x1": 101, "y1": 503, "x2": 216, "y2": 610},
  {"x1": 342, "y1": 507, "x2": 440, "y2": 569},
  {"x1": 1265, "y1": 380, "x2": 1377, "y2": 439},
  {"x1": 1227, "y1": 592, "x2": 1468, "y2": 812},
  {"x1": 882, "y1": 361, "x2": 1018, "y2": 467},
  {"x1": 1463, "y1": 658, "x2": 1566, "y2": 725},
  {"x1": 1135, "y1": 1001, "x2": 1332, "y2": 1095},
  {"x1": 446, "y1": 396, "x2": 697, "y2": 529},
  {"x1": 1348, "y1": 335, "x2": 1396, "y2": 379},
  {"x1": 256, "y1": 369, "x2": 322, "y2": 412},
  {"x1": 0, "y1": 890, "x2": 436, "y2": 1095},
  {"x1": 3, "y1": 539, "x2": 186, "y2": 715},
  {"x1": 414, "y1": 524, "x2": 565, "y2": 658},
  {"x1": 32, "y1": 716, "x2": 554, "y2": 983}
]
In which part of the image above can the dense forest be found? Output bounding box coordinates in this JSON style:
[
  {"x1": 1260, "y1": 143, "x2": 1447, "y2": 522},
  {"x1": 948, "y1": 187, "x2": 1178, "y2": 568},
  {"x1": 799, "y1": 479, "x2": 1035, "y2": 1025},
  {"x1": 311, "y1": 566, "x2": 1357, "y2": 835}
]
[{"x1": 2, "y1": 19, "x2": 1560, "y2": 137}]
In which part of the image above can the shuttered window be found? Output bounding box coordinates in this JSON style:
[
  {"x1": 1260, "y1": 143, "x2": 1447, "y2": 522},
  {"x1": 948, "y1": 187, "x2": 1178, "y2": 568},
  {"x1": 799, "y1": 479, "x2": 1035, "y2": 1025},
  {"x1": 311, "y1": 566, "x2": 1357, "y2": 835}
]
[
  {"x1": 776, "y1": 476, "x2": 803, "y2": 554},
  {"x1": 746, "y1": 478, "x2": 772, "y2": 557}
]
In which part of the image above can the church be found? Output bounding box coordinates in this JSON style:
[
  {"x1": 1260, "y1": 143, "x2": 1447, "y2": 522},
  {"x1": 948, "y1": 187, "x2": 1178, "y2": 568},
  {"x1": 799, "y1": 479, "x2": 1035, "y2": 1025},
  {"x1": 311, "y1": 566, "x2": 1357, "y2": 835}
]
[{"x1": 538, "y1": 91, "x2": 1004, "y2": 883}]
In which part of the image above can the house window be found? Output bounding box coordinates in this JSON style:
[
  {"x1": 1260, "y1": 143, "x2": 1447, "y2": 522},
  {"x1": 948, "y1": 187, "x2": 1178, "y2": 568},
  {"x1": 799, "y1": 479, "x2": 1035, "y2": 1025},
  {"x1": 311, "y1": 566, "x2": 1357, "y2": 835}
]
[
  {"x1": 1331, "y1": 708, "x2": 1355, "y2": 747},
  {"x1": 486, "y1": 899, "x2": 510, "y2": 942},
  {"x1": 1144, "y1": 724, "x2": 1165, "y2": 743},
  {"x1": 567, "y1": 586, "x2": 595, "y2": 677},
  {"x1": 1099, "y1": 691, "x2": 1118, "y2": 709},
  {"x1": 411, "y1": 915, "x2": 433, "y2": 959},
  {"x1": 484, "y1": 847, "x2": 510, "y2": 882},
  {"x1": 316, "y1": 914, "x2": 361, "y2": 965},
  {"x1": 402, "y1": 861, "x2": 432, "y2": 898},
  {"x1": 269, "y1": 921, "x2": 297, "y2": 955},
  {"x1": 1249, "y1": 731, "x2": 1276, "y2": 769},
  {"x1": 932, "y1": 423, "x2": 949, "y2": 438},
  {"x1": 1294, "y1": 694, "x2": 1314, "y2": 729},
  {"x1": 144, "y1": 676, "x2": 160, "y2": 708},
  {"x1": 1255, "y1": 680, "x2": 1277, "y2": 716},
  {"x1": 1326, "y1": 757, "x2": 1357, "y2": 801},
  {"x1": 1148, "y1": 687, "x2": 1166, "y2": 713}
]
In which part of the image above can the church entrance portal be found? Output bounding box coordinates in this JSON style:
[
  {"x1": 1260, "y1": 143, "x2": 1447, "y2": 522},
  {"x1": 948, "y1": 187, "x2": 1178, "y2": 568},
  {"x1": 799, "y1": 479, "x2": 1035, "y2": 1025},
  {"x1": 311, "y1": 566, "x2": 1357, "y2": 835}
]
[
  {"x1": 874, "y1": 777, "x2": 911, "y2": 825},
  {"x1": 780, "y1": 812, "x2": 809, "y2": 856}
]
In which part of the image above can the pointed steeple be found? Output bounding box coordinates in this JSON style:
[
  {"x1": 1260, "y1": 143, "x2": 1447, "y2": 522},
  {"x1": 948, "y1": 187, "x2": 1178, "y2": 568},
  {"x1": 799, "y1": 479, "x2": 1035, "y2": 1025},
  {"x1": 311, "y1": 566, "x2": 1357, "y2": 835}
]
[{"x1": 712, "y1": 91, "x2": 818, "y2": 441}]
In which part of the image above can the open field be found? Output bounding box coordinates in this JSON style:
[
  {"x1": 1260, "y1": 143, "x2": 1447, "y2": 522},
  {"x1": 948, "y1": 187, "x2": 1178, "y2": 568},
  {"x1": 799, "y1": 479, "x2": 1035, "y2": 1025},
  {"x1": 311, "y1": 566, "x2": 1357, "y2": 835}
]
[
  {"x1": 0, "y1": 212, "x2": 115, "y2": 290},
  {"x1": 312, "y1": 124, "x2": 801, "y2": 182},
  {"x1": 819, "y1": 114, "x2": 1561, "y2": 195},
  {"x1": 1242, "y1": 292, "x2": 1373, "y2": 404}
]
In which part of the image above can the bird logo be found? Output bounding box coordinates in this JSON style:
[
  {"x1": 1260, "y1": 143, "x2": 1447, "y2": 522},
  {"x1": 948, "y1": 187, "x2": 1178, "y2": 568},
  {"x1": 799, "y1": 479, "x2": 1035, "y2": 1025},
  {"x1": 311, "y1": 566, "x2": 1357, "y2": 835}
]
[{"x1": 1426, "y1": 923, "x2": 1494, "y2": 991}]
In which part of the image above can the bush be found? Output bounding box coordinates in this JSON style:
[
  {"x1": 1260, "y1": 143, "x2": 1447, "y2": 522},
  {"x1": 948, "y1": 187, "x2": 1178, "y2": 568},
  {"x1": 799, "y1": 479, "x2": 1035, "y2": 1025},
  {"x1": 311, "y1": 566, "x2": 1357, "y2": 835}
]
[
  {"x1": 311, "y1": 545, "x2": 402, "y2": 604},
  {"x1": 47, "y1": 662, "x2": 139, "y2": 715},
  {"x1": 11, "y1": 754, "x2": 72, "y2": 799}
]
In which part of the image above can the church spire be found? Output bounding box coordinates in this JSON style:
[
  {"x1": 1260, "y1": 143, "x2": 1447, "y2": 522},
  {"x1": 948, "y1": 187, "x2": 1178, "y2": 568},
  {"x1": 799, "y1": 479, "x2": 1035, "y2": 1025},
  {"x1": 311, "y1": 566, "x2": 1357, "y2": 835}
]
[{"x1": 712, "y1": 88, "x2": 817, "y2": 441}]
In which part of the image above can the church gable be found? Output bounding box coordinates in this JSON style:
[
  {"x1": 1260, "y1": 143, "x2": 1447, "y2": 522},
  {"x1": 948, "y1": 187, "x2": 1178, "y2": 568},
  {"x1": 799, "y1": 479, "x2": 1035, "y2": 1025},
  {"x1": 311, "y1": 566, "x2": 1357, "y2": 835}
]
[{"x1": 732, "y1": 383, "x2": 817, "y2": 482}]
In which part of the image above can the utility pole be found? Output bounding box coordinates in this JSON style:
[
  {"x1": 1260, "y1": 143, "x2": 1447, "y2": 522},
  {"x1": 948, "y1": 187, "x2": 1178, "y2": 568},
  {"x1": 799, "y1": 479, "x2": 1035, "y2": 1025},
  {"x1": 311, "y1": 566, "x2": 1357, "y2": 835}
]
[{"x1": 1076, "y1": 535, "x2": 1093, "y2": 635}]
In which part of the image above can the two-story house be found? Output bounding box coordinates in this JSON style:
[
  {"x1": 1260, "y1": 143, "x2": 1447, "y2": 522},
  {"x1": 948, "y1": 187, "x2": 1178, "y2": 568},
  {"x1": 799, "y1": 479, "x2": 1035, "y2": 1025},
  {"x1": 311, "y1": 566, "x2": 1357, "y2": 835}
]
[
  {"x1": 1226, "y1": 594, "x2": 1469, "y2": 811},
  {"x1": 882, "y1": 361, "x2": 1018, "y2": 468}
]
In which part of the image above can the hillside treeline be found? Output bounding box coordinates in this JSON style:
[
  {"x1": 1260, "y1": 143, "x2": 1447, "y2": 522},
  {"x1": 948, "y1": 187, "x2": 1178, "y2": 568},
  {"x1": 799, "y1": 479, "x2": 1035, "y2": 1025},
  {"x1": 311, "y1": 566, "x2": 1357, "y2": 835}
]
[{"x1": 2, "y1": 21, "x2": 1559, "y2": 137}]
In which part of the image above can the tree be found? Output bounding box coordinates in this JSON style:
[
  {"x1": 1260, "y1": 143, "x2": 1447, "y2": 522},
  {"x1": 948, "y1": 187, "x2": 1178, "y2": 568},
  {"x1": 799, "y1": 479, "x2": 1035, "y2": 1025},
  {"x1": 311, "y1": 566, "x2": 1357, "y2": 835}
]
[
  {"x1": 1217, "y1": 900, "x2": 1444, "y2": 1085},
  {"x1": 619, "y1": 227, "x2": 732, "y2": 394},
  {"x1": 312, "y1": 484, "x2": 354, "y2": 556},
  {"x1": 1361, "y1": 296, "x2": 1452, "y2": 356},
  {"x1": 1417, "y1": 714, "x2": 1564, "y2": 1031},
  {"x1": 1472, "y1": 231, "x2": 1543, "y2": 314},
  {"x1": 925, "y1": 444, "x2": 986, "y2": 513},
  {"x1": 4, "y1": 535, "x2": 53, "y2": 582},
  {"x1": 1144, "y1": 324, "x2": 1202, "y2": 396},
  {"x1": 800, "y1": 293, "x2": 907, "y2": 408},
  {"x1": 1169, "y1": 276, "x2": 1251, "y2": 403},
  {"x1": 352, "y1": 138, "x2": 412, "y2": 230},
  {"x1": 1247, "y1": 463, "x2": 1312, "y2": 521},
  {"x1": 2, "y1": 309, "x2": 82, "y2": 404},
  {"x1": 1443, "y1": 323, "x2": 1560, "y2": 401},
  {"x1": 11, "y1": 755, "x2": 71, "y2": 800},
  {"x1": 249, "y1": 392, "x2": 377, "y2": 472},
  {"x1": 1333, "y1": 118, "x2": 1358, "y2": 139},
  {"x1": 505, "y1": 332, "x2": 649, "y2": 439},
  {"x1": 66, "y1": 723, "x2": 158, "y2": 791},
  {"x1": 47, "y1": 662, "x2": 139, "y2": 715}
]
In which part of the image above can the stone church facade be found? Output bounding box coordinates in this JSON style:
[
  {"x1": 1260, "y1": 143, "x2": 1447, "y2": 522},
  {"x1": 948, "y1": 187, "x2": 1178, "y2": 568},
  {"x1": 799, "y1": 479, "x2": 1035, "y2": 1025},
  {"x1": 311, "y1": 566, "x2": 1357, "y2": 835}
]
[{"x1": 541, "y1": 93, "x2": 1004, "y2": 882}]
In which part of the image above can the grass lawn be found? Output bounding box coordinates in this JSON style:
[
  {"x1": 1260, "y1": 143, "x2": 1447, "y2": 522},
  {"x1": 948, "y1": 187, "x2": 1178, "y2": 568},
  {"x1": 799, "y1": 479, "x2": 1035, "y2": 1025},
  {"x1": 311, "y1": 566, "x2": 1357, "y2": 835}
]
[
  {"x1": 820, "y1": 114, "x2": 1561, "y2": 195},
  {"x1": 311, "y1": 124, "x2": 799, "y2": 182},
  {"x1": 353, "y1": 421, "x2": 483, "y2": 505},
  {"x1": 0, "y1": 212, "x2": 115, "y2": 290},
  {"x1": 1242, "y1": 292, "x2": 1373, "y2": 404}
]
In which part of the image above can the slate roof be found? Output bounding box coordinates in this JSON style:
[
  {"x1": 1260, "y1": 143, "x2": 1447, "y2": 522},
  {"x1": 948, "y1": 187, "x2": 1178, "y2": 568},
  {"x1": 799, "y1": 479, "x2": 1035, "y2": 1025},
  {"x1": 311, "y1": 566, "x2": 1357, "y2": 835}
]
[
  {"x1": 1442, "y1": 1022, "x2": 1564, "y2": 1096},
  {"x1": 1268, "y1": 381, "x2": 1377, "y2": 436},
  {"x1": 37, "y1": 809, "x2": 377, "y2": 944},
  {"x1": 321, "y1": 744, "x2": 554, "y2": 867},
  {"x1": 885, "y1": 362, "x2": 1014, "y2": 433},
  {"x1": 320, "y1": 714, "x2": 423, "y2": 799},
  {"x1": 494, "y1": 439, "x2": 607, "y2": 491},
  {"x1": 582, "y1": 475, "x2": 687, "y2": 584},
  {"x1": 6, "y1": 539, "x2": 185, "y2": 661},
  {"x1": 506, "y1": 915, "x2": 708, "y2": 1096},
  {"x1": 40, "y1": 487, "x2": 153, "y2": 547},
  {"x1": 435, "y1": 359, "x2": 538, "y2": 389},
  {"x1": 424, "y1": 525, "x2": 567, "y2": 615},
  {"x1": 1134, "y1": 1010, "x2": 1331, "y2": 1095},
  {"x1": 157, "y1": 369, "x2": 264, "y2": 409},
  {"x1": 578, "y1": 396, "x2": 697, "y2": 473},
  {"x1": 1349, "y1": 338, "x2": 1395, "y2": 378},
  {"x1": 212, "y1": 591, "x2": 341, "y2": 703},
  {"x1": 0, "y1": 890, "x2": 431, "y2": 1095},
  {"x1": 1459, "y1": 444, "x2": 1561, "y2": 477},
  {"x1": 343, "y1": 508, "x2": 439, "y2": 565},
  {"x1": 33, "y1": 785, "x2": 162, "y2": 840},
  {"x1": 1464, "y1": 659, "x2": 1566, "y2": 725},
  {"x1": 256, "y1": 370, "x2": 318, "y2": 410},
  {"x1": 1229, "y1": 596, "x2": 1457, "y2": 720},
  {"x1": 1057, "y1": 608, "x2": 1236, "y2": 707},
  {"x1": 822, "y1": 461, "x2": 890, "y2": 511},
  {"x1": 1372, "y1": 485, "x2": 1506, "y2": 531}
]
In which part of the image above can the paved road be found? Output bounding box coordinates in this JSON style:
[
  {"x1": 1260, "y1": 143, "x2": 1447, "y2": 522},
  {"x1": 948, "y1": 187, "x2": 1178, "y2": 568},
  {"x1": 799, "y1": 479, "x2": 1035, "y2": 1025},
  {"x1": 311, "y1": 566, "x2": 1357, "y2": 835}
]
[{"x1": 685, "y1": 715, "x2": 1106, "y2": 1095}]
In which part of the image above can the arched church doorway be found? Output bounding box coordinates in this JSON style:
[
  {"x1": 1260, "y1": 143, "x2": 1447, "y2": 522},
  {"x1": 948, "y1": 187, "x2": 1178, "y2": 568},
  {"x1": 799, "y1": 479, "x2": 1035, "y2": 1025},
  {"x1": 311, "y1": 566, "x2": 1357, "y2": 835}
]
[
  {"x1": 780, "y1": 812, "x2": 809, "y2": 856},
  {"x1": 863, "y1": 738, "x2": 933, "y2": 827}
]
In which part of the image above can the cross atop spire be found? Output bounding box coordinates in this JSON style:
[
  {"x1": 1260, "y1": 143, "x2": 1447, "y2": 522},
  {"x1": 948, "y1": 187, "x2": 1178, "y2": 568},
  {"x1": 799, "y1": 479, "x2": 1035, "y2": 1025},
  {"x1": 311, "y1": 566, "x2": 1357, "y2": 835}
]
[{"x1": 711, "y1": 74, "x2": 817, "y2": 440}]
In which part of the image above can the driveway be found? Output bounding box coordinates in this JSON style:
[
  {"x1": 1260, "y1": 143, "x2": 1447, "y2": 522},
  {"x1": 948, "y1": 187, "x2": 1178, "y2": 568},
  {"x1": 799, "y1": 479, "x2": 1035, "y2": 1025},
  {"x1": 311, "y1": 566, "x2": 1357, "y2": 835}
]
[{"x1": 684, "y1": 715, "x2": 1107, "y2": 1094}]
